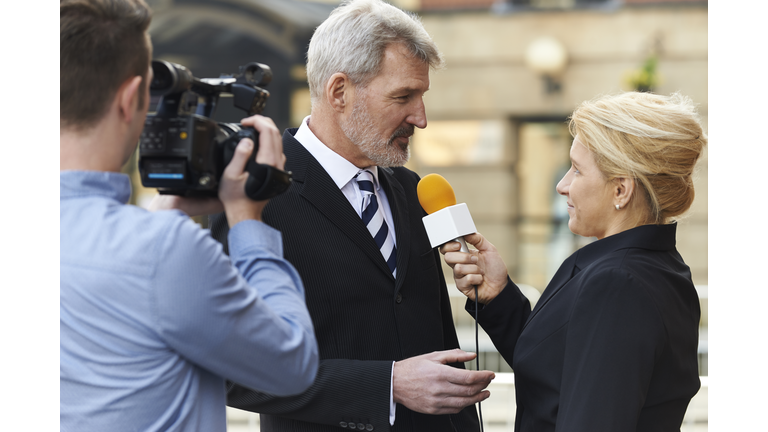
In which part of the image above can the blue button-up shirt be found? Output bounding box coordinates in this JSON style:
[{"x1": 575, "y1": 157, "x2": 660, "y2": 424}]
[{"x1": 60, "y1": 171, "x2": 318, "y2": 432}]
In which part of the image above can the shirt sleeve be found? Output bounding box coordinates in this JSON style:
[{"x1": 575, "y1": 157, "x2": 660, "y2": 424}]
[
  {"x1": 151, "y1": 215, "x2": 318, "y2": 396},
  {"x1": 555, "y1": 268, "x2": 665, "y2": 432},
  {"x1": 389, "y1": 362, "x2": 396, "y2": 425}
]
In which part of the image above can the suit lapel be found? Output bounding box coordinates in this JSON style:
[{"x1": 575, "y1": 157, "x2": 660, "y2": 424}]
[
  {"x1": 378, "y1": 168, "x2": 410, "y2": 292},
  {"x1": 522, "y1": 252, "x2": 579, "y2": 330},
  {"x1": 284, "y1": 132, "x2": 395, "y2": 281}
]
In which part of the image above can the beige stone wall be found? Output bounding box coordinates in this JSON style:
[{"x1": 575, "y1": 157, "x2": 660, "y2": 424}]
[
  {"x1": 408, "y1": 6, "x2": 708, "y2": 288},
  {"x1": 421, "y1": 8, "x2": 707, "y2": 115}
]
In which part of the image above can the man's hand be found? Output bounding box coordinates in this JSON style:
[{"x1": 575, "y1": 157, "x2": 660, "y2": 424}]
[
  {"x1": 440, "y1": 233, "x2": 508, "y2": 304},
  {"x1": 392, "y1": 349, "x2": 495, "y2": 415},
  {"x1": 219, "y1": 115, "x2": 285, "y2": 227}
]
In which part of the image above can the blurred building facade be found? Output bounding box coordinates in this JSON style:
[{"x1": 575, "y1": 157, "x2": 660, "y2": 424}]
[{"x1": 132, "y1": 0, "x2": 707, "y2": 375}]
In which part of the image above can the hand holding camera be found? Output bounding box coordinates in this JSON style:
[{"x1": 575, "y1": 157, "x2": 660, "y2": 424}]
[
  {"x1": 219, "y1": 115, "x2": 284, "y2": 225},
  {"x1": 151, "y1": 114, "x2": 284, "y2": 223},
  {"x1": 139, "y1": 60, "x2": 292, "y2": 206}
]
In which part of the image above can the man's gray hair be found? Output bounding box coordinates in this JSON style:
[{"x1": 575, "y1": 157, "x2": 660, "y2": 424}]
[{"x1": 306, "y1": 0, "x2": 444, "y2": 106}]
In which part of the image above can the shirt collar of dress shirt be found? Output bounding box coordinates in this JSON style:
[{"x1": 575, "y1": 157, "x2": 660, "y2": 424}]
[
  {"x1": 294, "y1": 115, "x2": 381, "y2": 191},
  {"x1": 60, "y1": 170, "x2": 132, "y2": 204}
]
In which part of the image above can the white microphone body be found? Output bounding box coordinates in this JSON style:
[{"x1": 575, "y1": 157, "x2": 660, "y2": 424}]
[{"x1": 422, "y1": 203, "x2": 476, "y2": 252}]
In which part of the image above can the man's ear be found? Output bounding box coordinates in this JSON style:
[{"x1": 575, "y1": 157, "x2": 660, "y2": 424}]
[
  {"x1": 116, "y1": 75, "x2": 143, "y2": 123},
  {"x1": 325, "y1": 72, "x2": 352, "y2": 113}
]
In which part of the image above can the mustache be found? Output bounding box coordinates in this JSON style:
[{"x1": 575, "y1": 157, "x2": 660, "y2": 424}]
[{"x1": 390, "y1": 125, "x2": 415, "y2": 143}]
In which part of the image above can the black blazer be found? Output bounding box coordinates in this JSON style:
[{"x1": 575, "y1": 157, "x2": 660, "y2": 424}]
[
  {"x1": 472, "y1": 223, "x2": 701, "y2": 432},
  {"x1": 210, "y1": 129, "x2": 479, "y2": 432}
]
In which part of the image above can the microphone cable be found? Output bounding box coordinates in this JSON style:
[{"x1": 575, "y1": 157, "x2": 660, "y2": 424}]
[{"x1": 475, "y1": 284, "x2": 484, "y2": 432}]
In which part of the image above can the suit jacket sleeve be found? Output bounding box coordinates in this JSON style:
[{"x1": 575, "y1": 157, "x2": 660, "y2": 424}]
[
  {"x1": 471, "y1": 277, "x2": 532, "y2": 366},
  {"x1": 554, "y1": 268, "x2": 665, "y2": 432},
  {"x1": 227, "y1": 359, "x2": 393, "y2": 429}
]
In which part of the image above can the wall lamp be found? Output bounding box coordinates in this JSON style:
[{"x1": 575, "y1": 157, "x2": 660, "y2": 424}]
[{"x1": 524, "y1": 36, "x2": 568, "y2": 94}]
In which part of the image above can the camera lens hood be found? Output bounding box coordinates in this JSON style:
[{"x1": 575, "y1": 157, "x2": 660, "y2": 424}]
[{"x1": 150, "y1": 60, "x2": 195, "y2": 96}]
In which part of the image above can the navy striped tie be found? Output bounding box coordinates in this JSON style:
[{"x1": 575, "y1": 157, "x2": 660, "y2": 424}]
[{"x1": 356, "y1": 170, "x2": 397, "y2": 276}]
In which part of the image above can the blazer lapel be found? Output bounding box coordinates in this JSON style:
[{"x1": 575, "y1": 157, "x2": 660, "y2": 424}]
[
  {"x1": 378, "y1": 168, "x2": 410, "y2": 292},
  {"x1": 284, "y1": 132, "x2": 395, "y2": 280},
  {"x1": 522, "y1": 252, "x2": 579, "y2": 330}
]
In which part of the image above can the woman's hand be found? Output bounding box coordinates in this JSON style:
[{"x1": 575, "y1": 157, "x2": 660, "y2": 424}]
[{"x1": 440, "y1": 233, "x2": 509, "y2": 304}]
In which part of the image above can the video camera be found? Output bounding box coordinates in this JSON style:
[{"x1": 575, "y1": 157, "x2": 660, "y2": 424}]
[{"x1": 138, "y1": 60, "x2": 291, "y2": 200}]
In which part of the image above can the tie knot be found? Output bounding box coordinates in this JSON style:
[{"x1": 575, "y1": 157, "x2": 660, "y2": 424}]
[{"x1": 356, "y1": 170, "x2": 375, "y2": 194}]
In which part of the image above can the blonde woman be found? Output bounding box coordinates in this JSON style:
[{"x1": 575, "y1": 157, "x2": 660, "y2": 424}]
[{"x1": 441, "y1": 91, "x2": 706, "y2": 432}]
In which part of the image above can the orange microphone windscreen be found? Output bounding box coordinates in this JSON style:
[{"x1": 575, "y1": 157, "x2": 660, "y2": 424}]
[{"x1": 417, "y1": 173, "x2": 457, "y2": 215}]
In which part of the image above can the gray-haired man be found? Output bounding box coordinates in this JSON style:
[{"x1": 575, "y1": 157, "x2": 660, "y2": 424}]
[{"x1": 214, "y1": 0, "x2": 493, "y2": 431}]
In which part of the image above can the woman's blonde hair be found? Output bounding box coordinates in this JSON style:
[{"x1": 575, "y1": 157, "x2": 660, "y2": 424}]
[{"x1": 569, "y1": 91, "x2": 707, "y2": 225}]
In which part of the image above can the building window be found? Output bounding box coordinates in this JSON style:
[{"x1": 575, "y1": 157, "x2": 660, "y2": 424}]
[{"x1": 412, "y1": 120, "x2": 506, "y2": 167}]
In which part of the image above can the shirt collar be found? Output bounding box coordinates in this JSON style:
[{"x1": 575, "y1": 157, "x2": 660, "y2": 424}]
[
  {"x1": 60, "y1": 170, "x2": 132, "y2": 204},
  {"x1": 295, "y1": 115, "x2": 380, "y2": 191}
]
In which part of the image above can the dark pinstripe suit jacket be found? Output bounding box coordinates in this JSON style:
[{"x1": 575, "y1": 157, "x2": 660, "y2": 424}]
[{"x1": 210, "y1": 129, "x2": 480, "y2": 432}]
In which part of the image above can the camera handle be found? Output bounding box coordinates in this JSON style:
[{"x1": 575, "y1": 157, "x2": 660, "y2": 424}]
[
  {"x1": 243, "y1": 159, "x2": 292, "y2": 201},
  {"x1": 221, "y1": 129, "x2": 292, "y2": 201}
]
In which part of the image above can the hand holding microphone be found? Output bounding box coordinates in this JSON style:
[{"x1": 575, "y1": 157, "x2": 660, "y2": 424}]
[
  {"x1": 440, "y1": 233, "x2": 510, "y2": 305},
  {"x1": 417, "y1": 173, "x2": 508, "y2": 304}
]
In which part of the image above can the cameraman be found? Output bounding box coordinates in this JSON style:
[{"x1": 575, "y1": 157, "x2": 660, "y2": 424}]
[{"x1": 60, "y1": 1, "x2": 317, "y2": 431}]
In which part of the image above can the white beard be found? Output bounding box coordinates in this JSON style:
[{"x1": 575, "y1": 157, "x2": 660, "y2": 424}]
[{"x1": 341, "y1": 92, "x2": 412, "y2": 168}]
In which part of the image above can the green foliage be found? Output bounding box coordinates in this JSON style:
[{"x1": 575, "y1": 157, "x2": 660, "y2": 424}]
[{"x1": 625, "y1": 55, "x2": 660, "y2": 93}]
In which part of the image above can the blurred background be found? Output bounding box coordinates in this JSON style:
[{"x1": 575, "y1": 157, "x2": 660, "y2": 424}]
[{"x1": 127, "y1": 0, "x2": 708, "y2": 429}]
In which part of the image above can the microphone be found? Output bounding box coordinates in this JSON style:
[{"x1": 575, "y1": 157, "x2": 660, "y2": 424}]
[{"x1": 417, "y1": 174, "x2": 476, "y2": 253}]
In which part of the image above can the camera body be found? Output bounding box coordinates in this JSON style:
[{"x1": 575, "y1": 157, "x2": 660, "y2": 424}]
[{"x1": 138, "y1": 60, "x2": 291, "y2": 200}]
